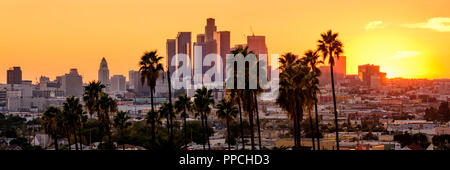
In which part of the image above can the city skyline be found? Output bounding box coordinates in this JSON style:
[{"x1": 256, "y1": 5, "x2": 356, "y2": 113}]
[{"x1": 1, "y1": 0, "x2": 450, "y2": 84}]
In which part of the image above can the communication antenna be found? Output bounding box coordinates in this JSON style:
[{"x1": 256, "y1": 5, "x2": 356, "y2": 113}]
[{"x1": 250, "y1": 26, "x2": 255, "y2": 36}]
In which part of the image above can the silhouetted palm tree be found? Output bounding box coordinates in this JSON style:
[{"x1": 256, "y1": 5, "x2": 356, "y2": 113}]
[
  {"x1": 226, "y1": 89, "x2": 245, "y2": 149},
  {"x1": 277, "y1": 53, "x2": 312, "y2": 149},
  {"x1": 229, "y1": 46, "x2": 261, "y2": 150},
  {"x1": 165, "y1": 65, "x2": 175, "y2": 147},
  {"x1": 302, "y1": 49, "x2": 323, "y2": 150},
  {"x1": 63, "y1": 96, "x2": 84, "y2": 150},
  {"x1": 83, "y1": 81, "x2": 105, "y2": 119},
  {"x1": 175, "y1": 94, "x2": 192, "y2": 147},
  {"x1": 216, "y1": 98, "x2": 238, "y2": 150},
  {"x1": 62, "y1": 106, "x2": 74, "y2": 150},
  {"x1": 113, "y1": 111, "x2": 131, "y2": 150},
  {"x1": 318, "y1": 30, "x2": 344, "y2": 150},
  {"x1": 139, "y1": 50, "x2": 164, "y2": 113},
  {"x1": 42, "y1": 106, "x2": 63, "y2": 150},
  {"x1": 159, "y1": 102, "x2": 174, "y2": 139},
  {"x1": 82, "y1": 81, "x2": 105, "y2": 146},
  {"x1": 193, "y1": 86, "x2": 215, "y2": 150},
  {"x1": 146, "y1": 109, "x2": 161, "y2": 145},
  {"x1": 97, "y1": 93, "x2": 117, "y2": 148}
]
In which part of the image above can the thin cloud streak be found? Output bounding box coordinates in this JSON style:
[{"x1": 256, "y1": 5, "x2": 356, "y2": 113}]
[
  {"x1": 392, "y1": 51, "x2": 420, "y2": 59},
  {"x1": 365, "y1": 21, "x2": 385, "y2": 30},
  {"x1": 403, "y1": 17, "x2": 450, "y2": 32}
]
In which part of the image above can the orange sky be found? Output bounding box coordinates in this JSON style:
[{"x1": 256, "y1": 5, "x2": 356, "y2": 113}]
[{"x1": 1, "y1": 0, "x2": 449, "y2": 83}]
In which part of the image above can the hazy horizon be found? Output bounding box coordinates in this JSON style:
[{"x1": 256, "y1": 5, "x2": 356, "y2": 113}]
[{"x1": 1, "y1": 0, "x2": 450, "y2": 83}]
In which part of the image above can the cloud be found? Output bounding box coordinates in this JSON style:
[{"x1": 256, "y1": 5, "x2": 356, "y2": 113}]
[
  {"x1": 403, "y1": 17, "x2": 450, "y2": 32},
  {"x1": 392, "y1": 51, "x2": 420, "y2": 59},
  {"x1": 365, "y1": 21, "x2": 385, "y2": 30}
]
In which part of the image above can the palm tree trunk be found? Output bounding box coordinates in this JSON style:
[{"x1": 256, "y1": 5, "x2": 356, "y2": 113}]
[
  {"x1": 167, "y1": 68, "x2": 174, "y2": 146},
  {"x1": 205, "y1": 113, "x2": 211, "y2": 150},
  {"x1": 254, "y1": 94, "x2": 262, "y2": 150},
  {"x1": 170, "y1": 115, "x2": 174, "y2": 146},
  {"x1": 295, "y1": 101, "x2": 303, "y2": 149},
  {"x1": 247, "y1": 92, "x2": 255, "y2": 150},
  {"x1": 97, "y1": 107, "x2": 103, "y2": 149},
  {"x1": 78, "y1": 126, "x2": 83, "y2": 151},
  {"x1": 200, "y1": 113, "x2": 206, "y2": 150},
  {"x1": 54, "y1": 133, "x2": 58, "y2": 150},
  {"x1": 152, "y1": 121, "x2": 156, "y2": 145},
  {"x1": 237, "y1": 100, "x2": 245, "y2": 150},
  {"x1": 183, "y1": 108, "x2": 187, "y2": 147},
  {"x1": 292, "y1": 109, "x2": 298, "y2": 149},
  {"x1": 314, "y1": 100, "x2": 320, "y2": 150},
  {"x1": 226, "y1": 120, "x2": 231, "y2": 150},
  {"x1": 73, "y1": 129, "x2": 79, "y2": 150},
  {"x1": 150, "y1": 87, "x2": 155, "y2": 112},
  {"x1": 166, "y1": 117, "x2": 170, "y2": 135},
  {"x1": 330, "y1": 64, "x2": 340, "y2": 150},
  {"x1": 66, "y1": 129, "x2": 71, "y2": 150},
  {"x1": 122, "y1": 131, "x2": 125, "y2": 151},
  {"x1": 309, "y1": 113, "x2": 315, "y2": 150}
]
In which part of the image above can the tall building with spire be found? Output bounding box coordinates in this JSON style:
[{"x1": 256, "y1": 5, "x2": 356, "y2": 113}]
[
  {"x1": 205, "y1": 18, "x2": 217, "y2": 42},
  {"x1": 98, "y1": 57, "x2": 110, "y2": 86}
]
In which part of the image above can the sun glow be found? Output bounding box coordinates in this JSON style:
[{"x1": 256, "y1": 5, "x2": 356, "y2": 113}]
[{"x1": 345, "y1": 30, "x2": 439, "y2": 79}]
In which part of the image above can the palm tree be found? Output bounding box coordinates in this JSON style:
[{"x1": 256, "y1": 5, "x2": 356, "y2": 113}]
[
  {"x1": 216, "y1": 98, "x2": 238, "y2": 150},
  {"x1": 159, "y1": 102, "x2": 173, "y2": 139},
  {"x1": 83, "y1": 81, "x2": 105, "y2": 119},
  {"x1": 83, "y1": 81, "x2": 105, "y2": 146},
  {"x1": 277, "y1": 52, "x2": 299, "y2": 148},
  {"x1": 42, "y1": 106, "x2": 63, "y2": 150},
  {"x1": 229, "y1": 46, "x2": 261, "y2": 150},
  {"x1": 193, "y1": 86, "x2": 215, "y2": 150},
  {"x1": 277, "y1": 53, "x2": 312, "y2": 149},
  {"x1": 97, "y1": 93, "x2": 118, "y2": 148},
  {"x1": 61, "y1": 106, "x2": 74, "y2": 150},
  {"x1": 146, "y1": 109, "x2": 161, "y2": 145},
  {"x1": 317, "y1": 30, "x2": 344, "y2": 150},
  {"x1": 165, "y1": 66, "x2": 175, "y2": 147},
  {"x1": 113, "y1": 111, "x2": 131, "y2": 150},
  {"x1": 139, "y1": 50, "x2": 164, "y2": 113},
  {"x1": 77, "y1": 112, "x2": 87, "y2": 150},
  {"x1": 302, "y1": 50, "x2": 323, "y2": 150},
  {"x1": 174, "y1": 94, "x2": 192, "y2": 147},
  {"x1": 63, "y1": 96, "x2": 84, "y2": 150},
  {"x1": 227, "y1": 89, "x2": 245, "y2": 150}
]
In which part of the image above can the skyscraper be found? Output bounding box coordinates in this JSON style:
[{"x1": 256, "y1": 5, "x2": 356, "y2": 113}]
[
  {"x1": 214, "y1": 31, "x2": 230, "y2": 79},
  {"x1": 175, "y1": 32, "x2": 192, "y2": 75},
  {"x1": 111, "y1": 75, "x2": 126, "y2": 92},
  {"x1": 98, "y1": 57, "x2": 110, "y2": 86},
  {"x1": 318, "y1": 56, "x2": 347, "y2": 85},
  {"x1": 358, "y1": 64, "x2": 387, "y2": 88},
  {"x1": 176, "y1": 32, "x2": 192, "y2": 59},
  {"x1": 247, "y1": 35, "x2": 268, "y2": 56},
  {"x1": 205, "y1": 18, "x2": 217, "y2": 42},
  {"x1": 193, "y1": 34, "x2": 208, "y2": 76},
  {"x1": 7, "y1": 67, "x2": 22, "y2": 84},
  {"x1": 129, "y1": 70, "x2": 150, "y2": 97},
  {"x1": 247, "y1": 35, "x2": 270, "y2": 80},
  {"x1": 335, "y1": 56, "x2": 346, "y2": 76},
  {"x1": 166, "y1": 39, "x2": 176, "y2": 76},
  {"x1": 61, "y1": 69, "x2": 83, "y2": 97}
]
